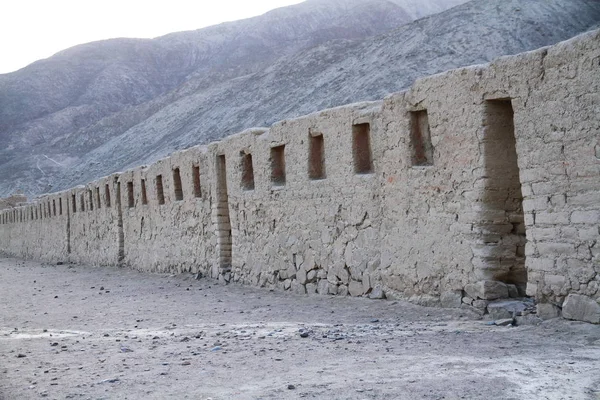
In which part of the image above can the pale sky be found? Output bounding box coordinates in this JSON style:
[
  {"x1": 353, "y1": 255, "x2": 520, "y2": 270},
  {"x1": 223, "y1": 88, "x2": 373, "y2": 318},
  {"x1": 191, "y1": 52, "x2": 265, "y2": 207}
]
[{"x1": 0, "y1": 0, "x2": 304, "y2": 74}]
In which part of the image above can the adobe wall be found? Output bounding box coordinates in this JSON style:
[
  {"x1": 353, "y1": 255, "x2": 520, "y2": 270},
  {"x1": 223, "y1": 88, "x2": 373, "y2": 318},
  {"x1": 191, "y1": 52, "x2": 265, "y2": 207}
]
[{"x1": 1, "y1": 29, "x2": 598, "y2": 323}]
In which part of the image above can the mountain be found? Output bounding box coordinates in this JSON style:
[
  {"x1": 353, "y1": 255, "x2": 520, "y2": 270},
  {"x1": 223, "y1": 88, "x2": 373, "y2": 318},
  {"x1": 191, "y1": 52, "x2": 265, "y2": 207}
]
[{"x1": 1, "y1": 0, "x2": 599, "y2": 196}]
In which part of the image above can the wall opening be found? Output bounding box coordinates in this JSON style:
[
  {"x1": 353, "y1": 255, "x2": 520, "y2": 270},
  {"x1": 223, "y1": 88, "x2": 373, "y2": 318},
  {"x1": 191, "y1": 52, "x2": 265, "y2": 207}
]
[
  {"x1": 80, "y1": 194, "x2": 85, "y2": 212},
  {"x1": 96, "y1": 187, "x2": 101, "y2": 209},
  {"x1": 352, "y1": 123, "x2": 373, "y2": 174},
  {"x1": 105, "y1": 184, "x2": 111, "y2": 207},
  {"x1": 127, "y1": 182, "x2": 135, "y2": 208},
  {"x1": 141, "y1": 179, "x2": 148, "y2": 205},
  {"x1": 270, "y1": 145, "x2": 286, "y2": 186},
  {"x1": 192, "y1": 166, "x2": 202, "y2": 198},
  {"x1": 89, "y1": 190, "x2": 94, "y2": 211},
  {"x1": 173, "y1": 168, "x2": 183, "y2": 201},
  {"x1": 53, "y1": 200, "x2": 56, "y2": 216},
  {"x1": 216, "y1": 155, "x2": 232, "y2": 273},
  {"x1": 72, "y1": 194, "x2": 77, "y2": 214},
  {"x1": 116, "y1": 180, "x2": 125, "y2": 263},
  {"x1": 479, "y1": 99, "x2": 527, "y2": 294},
  {"x1": 308, "y1": 132, "x2": 326, "y2": 180},
  {"x1": 240, "y1": 152, "x2": 255, "y2": 191},
  {"x1": 410, "y1": 110, "x2": 433, "y2": 166},
  {"x1": 59, "y1": 198, "x2": 63, "y2": 215},
  {"x1": 156, "y1": 175, "x2": 165, "y2": 205}
]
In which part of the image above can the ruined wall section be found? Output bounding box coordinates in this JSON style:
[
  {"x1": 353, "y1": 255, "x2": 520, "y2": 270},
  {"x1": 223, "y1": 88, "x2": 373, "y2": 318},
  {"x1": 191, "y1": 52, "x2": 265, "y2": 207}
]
[
  {"x1": 67, "y1": 176, "x2": 122, "y2": 266},
  {"x1": 119, "y1": 147, "x2": 216, "y2": 275},
  {"x1": 214, "y1": 106, "x2": 384, "y2": 296},
  {"x1": 1, "y1": 29, "x2": 599, "y2": 322},
  {"x1": 0, "y1": 192, "x2": 68, "y2": 262}
]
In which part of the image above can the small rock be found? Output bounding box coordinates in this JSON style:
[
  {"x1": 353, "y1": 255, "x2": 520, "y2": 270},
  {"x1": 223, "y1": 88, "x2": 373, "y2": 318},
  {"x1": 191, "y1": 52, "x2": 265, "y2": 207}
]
[
  {"x1": 210, "y1": 346, "x2": 222, "y2": 352},
  {"x1": 369, "y1": 286, "x2": 386, "y2": 300},
  {"x1": 299, "y1": 331, "x2": 309, "y2": 338},
  {"x1": 16, "y1": 353, "x2": 26, "y2": 358},
  {"x1": 494, "y1": 318, "x2": 514, "y2": 326},
  {"x1": 287, "y1": 384, "x2": 296, "y2": 390}
]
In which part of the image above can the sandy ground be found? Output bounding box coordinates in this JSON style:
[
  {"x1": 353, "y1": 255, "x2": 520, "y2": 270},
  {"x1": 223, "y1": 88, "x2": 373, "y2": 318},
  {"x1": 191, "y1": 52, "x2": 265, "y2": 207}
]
[{"x1": 1, "y1": 258, "x2": 599, "y2": 400}]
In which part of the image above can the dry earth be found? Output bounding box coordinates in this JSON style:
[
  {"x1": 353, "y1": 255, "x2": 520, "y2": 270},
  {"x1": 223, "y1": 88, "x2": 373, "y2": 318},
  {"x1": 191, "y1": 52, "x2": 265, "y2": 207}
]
[{"x1": 1, "y1": 258, "x2": 599, "y2": 400}]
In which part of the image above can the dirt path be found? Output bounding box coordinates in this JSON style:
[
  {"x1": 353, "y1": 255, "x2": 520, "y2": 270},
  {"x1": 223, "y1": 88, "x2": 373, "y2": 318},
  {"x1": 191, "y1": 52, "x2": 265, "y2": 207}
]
[{"x1": 1, "y1": 258, "x2": 599, "y2": 400}]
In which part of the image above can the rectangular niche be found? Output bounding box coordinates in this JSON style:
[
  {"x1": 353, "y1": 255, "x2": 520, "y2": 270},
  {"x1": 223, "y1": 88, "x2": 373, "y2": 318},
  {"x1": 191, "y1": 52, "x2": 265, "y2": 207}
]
[
  {"x1": 127, "y1": 182, "x2": 135, "y2": 208},
  {"x1": 105, "y1": 184, "x2": 111, "y2": 207},
  {"x1": 270, "y1": 145, "x2": 286, "y2": 186},
  {"x1": 88, "y1": 190, "x2": 94, "y2": 211},
  {"x1": 352, "y1": 123, "x2": 373, "y2": 174},
  {"x1": 96, "y1": 187, "x2": 101, "y2": 209},
  {"x1": 410, "y1": 110, "x2": 433, "y2": 166},
  {"x1": 308, "y1": 132, "x2": 326, "y2": 180},
  {"x1": 240, "y1": 152, "x2": 255, "y2": 191},
  {"x1": 192, "y1": 165, "x2": 202, "y2": 198},
  {"x1": 173, "y1": 168, "x2": 183, "y2": 201},
  {"x1": 156, "y1": 175, "x2": 165, "y2": 205},
  {"x1": 141, "y1": 179, "x2": 148, "y2": 205}
]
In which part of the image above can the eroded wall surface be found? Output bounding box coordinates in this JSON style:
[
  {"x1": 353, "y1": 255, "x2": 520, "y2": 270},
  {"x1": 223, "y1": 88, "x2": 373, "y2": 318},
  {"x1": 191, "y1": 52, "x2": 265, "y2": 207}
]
[{"x1": 1, "y1": 29, "x2": 599, "y2": 323}]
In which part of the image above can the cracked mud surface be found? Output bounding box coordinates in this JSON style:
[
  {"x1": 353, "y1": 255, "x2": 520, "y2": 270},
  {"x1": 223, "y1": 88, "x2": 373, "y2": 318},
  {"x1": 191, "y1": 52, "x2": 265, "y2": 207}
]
[{"x1": 1, "y1": 258, "x2": 599, "y2": 400}]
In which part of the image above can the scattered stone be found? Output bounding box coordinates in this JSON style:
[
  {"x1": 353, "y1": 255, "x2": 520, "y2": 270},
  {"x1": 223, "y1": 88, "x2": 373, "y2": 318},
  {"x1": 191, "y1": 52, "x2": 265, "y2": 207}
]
[
  {"x1": 56, "y1": 262, "x2": 64, "y2": 265},
  {"x1": 562, "y1": 294, "x2": 600, "y2": 324},
  {"x1": 487, "y1": 300, "x2": 531, "y2": 319},
  {"x1": 299, "y1": 331, "x2": 309, "y2": 338},
  {"x1": 369, "y1": 286, "x2": 385, "y2": 300},
  {"x1": 537, "y1": 303, "x2": 561, "y2": 320},
  {"x1": 211, "y1": 346, "x2": 222, "y2": 352},
  {"x1": 287, "y1": 384, "x2": 296, "y2": 390},
  {"x1": 494, "y1": 318, "x2": 514, "y2": 326},
  {"x1": 99, "y1": 378, "x2": 120, "y2": 384},
  {"x1": 16, "y1": 353, "x2": 26, "y2": 358}
]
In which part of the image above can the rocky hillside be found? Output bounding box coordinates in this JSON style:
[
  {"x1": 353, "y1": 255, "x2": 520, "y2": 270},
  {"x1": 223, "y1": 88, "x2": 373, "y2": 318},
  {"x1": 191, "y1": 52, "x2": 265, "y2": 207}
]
[{"x1": 1, "y1": 0, "x2": 599, "y2": 196}]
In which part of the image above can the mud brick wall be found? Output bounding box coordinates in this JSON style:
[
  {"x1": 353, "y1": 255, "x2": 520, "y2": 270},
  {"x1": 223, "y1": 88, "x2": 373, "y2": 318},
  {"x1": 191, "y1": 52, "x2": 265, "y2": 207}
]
[{"x1": 1, "y1": 29, "x2": 599, "y2": 323}]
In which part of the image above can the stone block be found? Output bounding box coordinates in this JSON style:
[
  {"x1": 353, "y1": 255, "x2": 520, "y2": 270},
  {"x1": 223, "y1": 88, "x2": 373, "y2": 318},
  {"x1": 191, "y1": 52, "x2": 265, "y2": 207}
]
[
  {"x1": 464, "y1": 281, "x2": 509, "y2": 300},
  {"x1": 297, "y1": 267, "x2": 307, "y2": 285},
  {"x1": 562, "y1": 294, "x2": 600, "y2": 324},
  {"x1": 338, "y1": 285, "x2": 349, "y2": 297},
  {"x1": 440, "y1": 291, "x2": 462, "y2": 308},
  {"x1": 507, "y1": 284, "x2": 519, "y2": 298},
  {"x1": 536, "y1": 303, "x2": 561, "y2": 320},
  {"x1": 473, "y1": 300, "x2": 489, "y2": 310},
  {"x1": 348, "y1": 280, "x2": 363, "y2": 297},
  {"x1": 305, "y1": 283, "x2": 318, "y2": 295},
  {"x1": 369, "y1": 286, "x2": 386, "y2": 300},
  {"x1": 317, "y1": 279, "x2": 330, "y2": 295}
]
